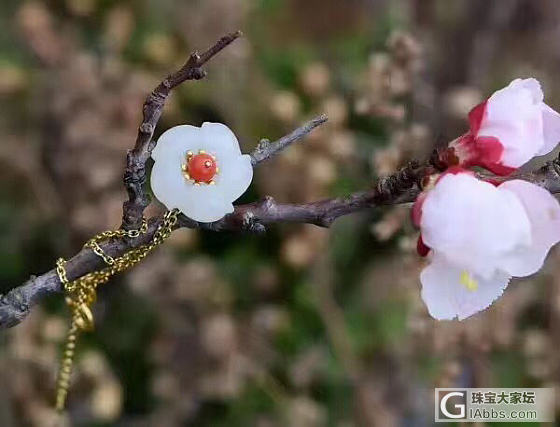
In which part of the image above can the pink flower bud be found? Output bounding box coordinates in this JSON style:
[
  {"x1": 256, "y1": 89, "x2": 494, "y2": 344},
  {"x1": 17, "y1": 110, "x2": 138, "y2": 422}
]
[{"x1": 450, "y1": 78, "x2": 560, "y2": 175}]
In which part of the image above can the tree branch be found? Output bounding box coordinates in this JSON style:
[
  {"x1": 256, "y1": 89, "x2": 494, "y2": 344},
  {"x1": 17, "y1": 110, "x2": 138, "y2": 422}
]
[
  {"x1": 250, "y1": 114, "x2": 328, "y2": 166},
  {"x1": 122, "y1": 31, "x2": 242, "y2": 229},
  {"x1": 0, "y1": 114, "x2": 334, "y2": 329},
  {"x1": 3, "y1": 155, "x2": 560, "y2": 329},
  {"x1": 3, "y1": 33, "x2": 560, "y2": 330}
]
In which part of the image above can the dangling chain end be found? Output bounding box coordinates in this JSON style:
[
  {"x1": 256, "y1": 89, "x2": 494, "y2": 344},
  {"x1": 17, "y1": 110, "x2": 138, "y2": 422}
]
[{"x1": 53, "y1": 214, "x2": 176, "y2": 410}]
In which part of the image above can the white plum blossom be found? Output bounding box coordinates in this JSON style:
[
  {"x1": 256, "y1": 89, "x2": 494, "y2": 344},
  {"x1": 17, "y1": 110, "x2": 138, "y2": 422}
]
[
  {"x1": 413, "y1": 170, "x2": 560, "y2": 320},
  {"x1": 450, "y1": 78, "x2": 560, "y2": 175},
  {"x1": 412, "y1": 78, "x2": 560, "y2": 320},
  {"x1": 150, "y1": 122, "x2": 253, "y2": 222}
]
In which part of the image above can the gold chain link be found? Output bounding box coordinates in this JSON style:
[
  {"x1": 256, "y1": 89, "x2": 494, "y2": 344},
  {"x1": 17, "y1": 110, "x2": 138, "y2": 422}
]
[{"x1": 55, "y1": 210, "x2": 178, "y2": 411}]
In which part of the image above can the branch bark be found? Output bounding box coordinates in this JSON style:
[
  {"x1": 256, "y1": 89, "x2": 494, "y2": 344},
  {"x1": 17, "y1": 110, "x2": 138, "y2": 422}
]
[
  {"x1": 0, "y1": 113, "x2": 333, "y2": 329},
  {"x1": 3, "y1": 155, "x2": 560, "y2": 329},
  {"x1": 3, "y1": 33, "x2": 560, "y2": 330},
  {"x1": 122, "y1": 31, "x2": 242, "y2": 229},
  {"x1": 250, "y1": 114, "x2": 328, "y2": 166}
]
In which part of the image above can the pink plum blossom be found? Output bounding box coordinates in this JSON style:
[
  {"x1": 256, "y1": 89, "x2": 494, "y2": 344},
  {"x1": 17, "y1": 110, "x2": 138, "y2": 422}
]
[
  {"x1": 450, "y1": 78, "x2": 560, "y2": 175},
  {"x1": 413, "y1": 170, "x2": 560, "y2": 320}
]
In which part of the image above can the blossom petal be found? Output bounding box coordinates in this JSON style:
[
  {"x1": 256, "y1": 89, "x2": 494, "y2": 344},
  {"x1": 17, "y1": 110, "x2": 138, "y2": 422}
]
[
  {"x1": 508, "y1": 78, "x2": 543, "y2": 103},
  {"x1": 420, "y1": 172, "x2": 531, "y2": 279},
  {"x1": 213, "y1": 153, "x2": 253, "y2": 201},
  {"x1": 473, "y1": 136, "x2": 513, "y2": 175},
  {"x1": 480, "y1": 79, "x2": 545, "y2": 167},
  {"x1": 468, "y1": 100, "x2": 487, "y2": 135},
  {"x1": 497, "y1": 180, "x2": 560, "y2": 277},
  {"x1": 199, "y1": 122, "x2": 242, "y2": 156},
  {"x1": 150, "y1": 123, "x2": 253, "y2": 223},
  {"x1": 151, "y1": 157, "x2": 235, "y2": 222},
  {"x1": 455, "y1": 78, "x2": 560, "y2": 173},
  {"x1": 150, "y1": 154, "x2": 189, "y2": 210},
  {"x1": 538, "y1": 103, "x2": 560, "y2": 156},
  {"x1": 152, "y1": 125, "x2": 200, "y2": 162},
  {"x1": 420, "y1": 254, "x2": 511, "y2": 320},
  {"x1": 411, "y1": 192, "x2": 426, "y2": 227},
  {"x1": 176, "y1": 191, "x2": 234, "y2": 223}
]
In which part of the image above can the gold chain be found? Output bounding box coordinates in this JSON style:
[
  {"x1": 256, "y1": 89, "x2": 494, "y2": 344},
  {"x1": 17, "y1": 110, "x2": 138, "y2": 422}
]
[{"x1": 54, "y1": 209, "x2": 178, "y2": 411}]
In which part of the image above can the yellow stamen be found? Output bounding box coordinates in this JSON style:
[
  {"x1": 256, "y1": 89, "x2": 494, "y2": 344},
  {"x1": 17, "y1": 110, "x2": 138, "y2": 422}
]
[
  {"x1": 199, "y1": 149, "x2": 206, "y2": 154},
  {"x1": 460, "y1": 271, "x2": 478, "y2": 291}
]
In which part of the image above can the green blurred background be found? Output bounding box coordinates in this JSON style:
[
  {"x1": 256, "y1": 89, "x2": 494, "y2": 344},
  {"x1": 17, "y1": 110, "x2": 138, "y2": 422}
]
[{"x1": 2, "y1": 0, "x2": 560, "y2": 425}]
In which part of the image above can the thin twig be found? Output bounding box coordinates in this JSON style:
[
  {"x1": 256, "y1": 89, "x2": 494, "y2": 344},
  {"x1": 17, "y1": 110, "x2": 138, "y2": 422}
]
[
  {"x1": 3, "y1": 33, "x2": 560, "y2": 330},
  {"x1": 250, "y1": 114, "x2": 328, "y2": 165},
  {"x1": 0, "y1": 115, "x2": 333, "y2": 329},
  {"x1": 2, "y1": 156, "x2": 560, "y2": 329},
  {"x1": 122, "y1": 31, "x2": 242, "y2": 229}
]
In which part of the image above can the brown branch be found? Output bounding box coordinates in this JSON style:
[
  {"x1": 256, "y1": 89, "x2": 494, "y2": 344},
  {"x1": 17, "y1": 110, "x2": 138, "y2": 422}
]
[
  {"x1": 250, "y1": 114, "x2": 328, "y2": 165},
  {"x1": 3, "y1": 33, "x2": 560, "y2": 330},
  {"x1": 3, "y1": 155, "x2": 560, "y2": 329},
  {"x1": 122, "y1": 31, "x2": 242, "y2": 229},
  {"x1": 0, "y1": 114, "x2": 334, "y2": 329},
  {"x1": 0, "y1": 218, "x2": 165, "y2": 328},
  {"x1": 177, "y1": 159, "x2": 423, "y2": 233}
]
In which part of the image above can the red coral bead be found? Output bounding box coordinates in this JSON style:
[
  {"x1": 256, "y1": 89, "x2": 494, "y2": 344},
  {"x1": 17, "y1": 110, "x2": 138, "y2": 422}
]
[{"x1": 187, "y1": 153, "x2": 217, "y2": 183}]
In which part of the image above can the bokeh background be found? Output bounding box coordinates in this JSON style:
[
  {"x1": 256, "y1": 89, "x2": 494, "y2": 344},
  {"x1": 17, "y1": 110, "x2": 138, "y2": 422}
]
[{"x1": 2, "y1": 0, "x2": 560, "y2": 425}]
